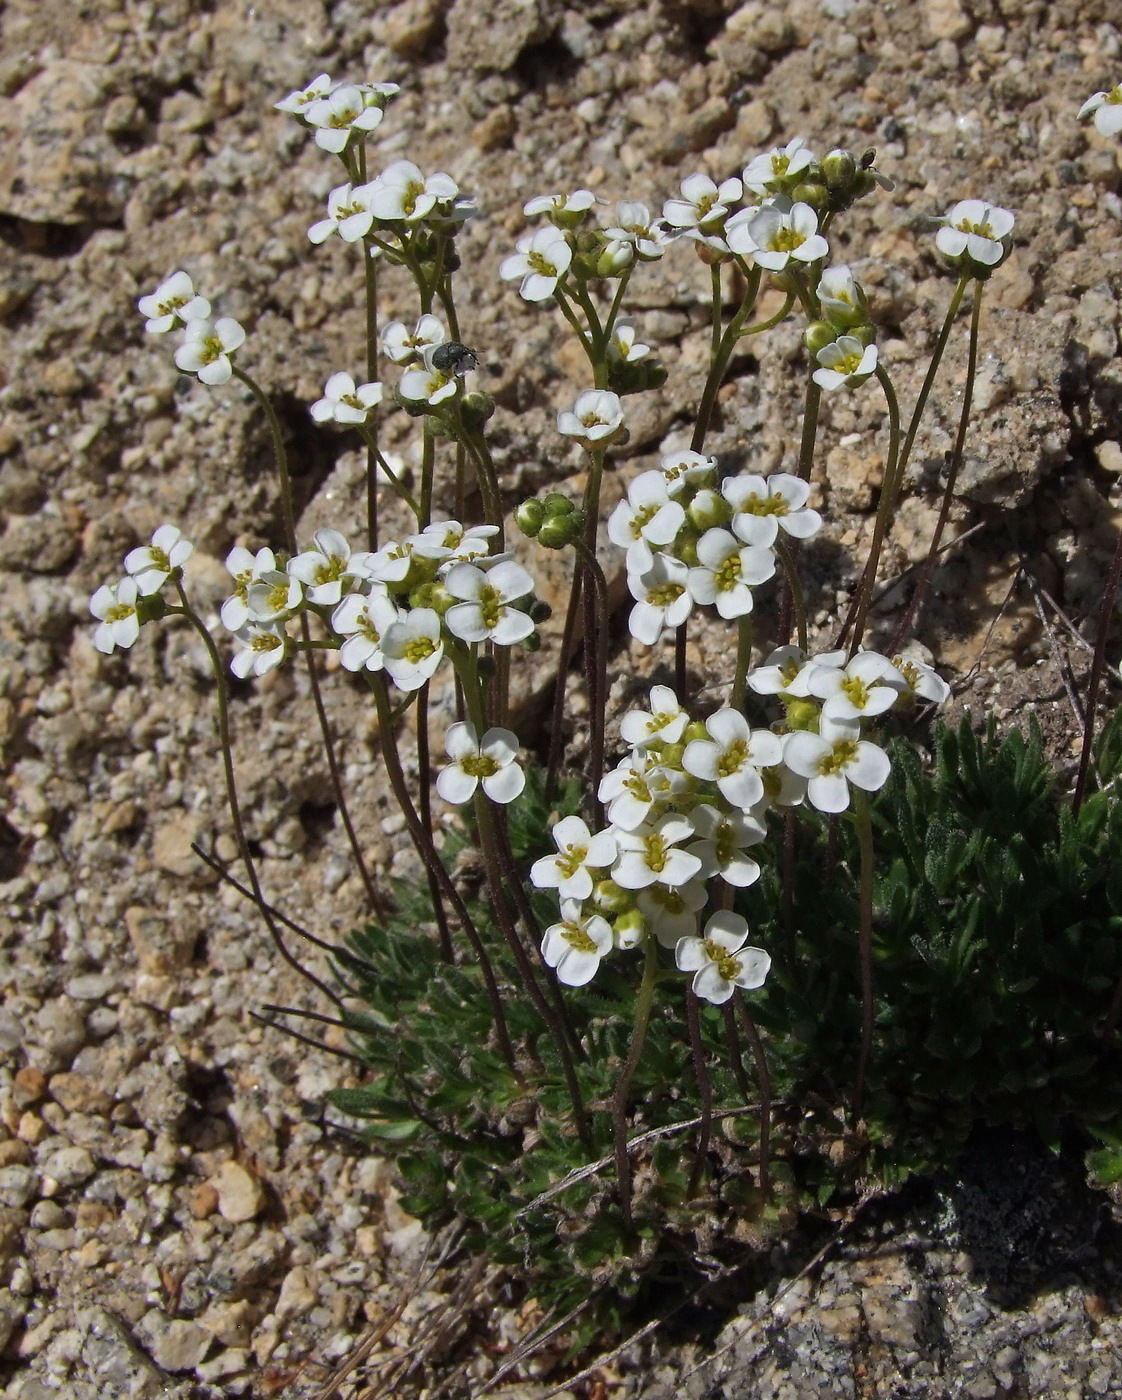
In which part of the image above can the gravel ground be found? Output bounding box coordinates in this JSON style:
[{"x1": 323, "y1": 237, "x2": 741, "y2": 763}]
[{"x1": 2, "y1": 0, "x2": 1122, "y2": 1395}]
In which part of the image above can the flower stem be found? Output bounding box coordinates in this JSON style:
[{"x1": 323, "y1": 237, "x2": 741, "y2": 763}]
[
  {"x1": 613, "y1": 932, "x2": 659, "y2": 1226},
  {"x1": 775, "y1": 540, "x2": 808, "y2": 652},
  {"x1": 840, "y1": 364, "x2": 902, "y2": 654},
  {"x1": 1074, "y1": 522, "x2": 1122, "y2": 818},
  {"x1": 573, "y1": 538, "x2": 609, "y2": 828},
  {"x1": 852, "y1": 789, "x2": 876, "y2": 1115},
  {"x1": 731, "y1": 614, "x2": 754, "y2": 711},
  {"x1": 363, "y1": 242, "x2": 380, "y2": 552},
  {"x1": 735, "y1": 993, "x2": 772, "y2": 1195},
  {"x1": 232, "y1": 366, "x2": 296, "y2": 552},
  {"x1": 685, "y1": 989, "x2": 713, "y2": 1196}
]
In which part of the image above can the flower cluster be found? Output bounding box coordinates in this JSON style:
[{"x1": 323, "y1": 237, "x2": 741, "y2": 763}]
[
  {"x1": 137, "y1": 272, "x2": 246, "y2": 386},
  {"x1": 89, "y1": 525, "x2": 194, "y2": 654},
  {"x1": 275, "y1": 74, "x2": 399, "y2": 154}
]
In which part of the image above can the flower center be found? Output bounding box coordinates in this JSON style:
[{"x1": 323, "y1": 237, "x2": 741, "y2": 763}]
[
  {"x1": 771, "y1": 227, "x2": 807, "y2": 253},
  {"x1": 703, "y1": 940, "x2": 742, "y2": 982},
  {"x1": 147, "y1": 547, "x2": 171, "y2": 573},
  {"x1": 642, "y1": 834, "x2": 669, "y2": 873},
  {"x1": 717, "y1": 739, "x2": 750, "y2": 777},
  {"x1": 562, "y1": 921, "x2": 598, "y2": 954},
  {"x1": 356, "y1": 613, "x2": 382, "y2": 644},
  {"x1": 647, "y1": 582, "x2": 685, "y2": 609},
  {"x1": 557, "y1": 844, "x2": 589, "y2": 878},
  {"x1": 631, "y1": 503, "x2": 659, "y2": 538},
  {"x1": 106, "y1": 601, "x2": 135, "y2": 623},
  {"x1": 714, "y1": 552, "x2": 743, "y2": 592},
  {"x1": 740, "y1": 493, "x2": 788, "y2": 516},
  {"x1": 623, "y1": 769, "x2": 651, "y2": 802},
  {"x1": 462, "y1": 754, "x2": 500, "y2": 779},
  {"x1": 840, "y1": 676, "x2": 871, "y2": 709},
  {"x1": 404, "y1": 636, "x2": 436, "y2": 663},
  {"x1": 315, "y1": 557, "x2": 347, "y2": 587},
  {"x1": 527, "y1": 250, "x2": 559, "y2": 276},
  {"x1": 200, "y1": 336, "x2": 224, "y2": 363},
  {"x1": 252, "y1": 633, "x2": 282, "y2": 654},
  {"x1": 477, "y1": 583, "x2": 503, "y2": 630},
  {"x1": 818, "y1": 738, "x2": 858, "y2": 776},
  {"x1": 955, "y1": 214, "x2": 994, "y2": 237},
  {"x1": 266, "y1": 582, "x2": 291, "y2": 612},
  {"x1": 835, "y1": 348, "x2": 865, "y2": 375},
  {"x1": 713, "y1": 822, "x2": 738, "y2": 866}
]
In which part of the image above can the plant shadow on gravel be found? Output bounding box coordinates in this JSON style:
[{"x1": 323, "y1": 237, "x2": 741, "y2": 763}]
[{"x1": 313, "y1": 710, "x2": 1122, "y2": 1353}]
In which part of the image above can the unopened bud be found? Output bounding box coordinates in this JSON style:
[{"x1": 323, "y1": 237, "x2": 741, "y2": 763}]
[
  {"x1": 459, "y1": 390, "x2": 495, "y2": 429},
  {"x1": 542, "y1": 492, "x2": 575, "y2": 517},
  {"x1": 613, "y1": 909, "x2": 646, "y2": 950},
  {"x1": 784, "y1": 697, "x2": 820, "y2": 732},
  {"x1": 515, "y1": 499, "x2": 545, "y2": 538},
  {"x1": 687, "y1": 488, "x2": 729, "y2": 532},
  {"x1": 593, "y1": 878, "x2": 631, "y2": 914},
  {"x1": 804, "y1": 321, "x2": 837, "y2": 356}
]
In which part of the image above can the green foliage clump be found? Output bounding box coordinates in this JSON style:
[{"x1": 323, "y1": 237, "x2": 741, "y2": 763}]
[{"x1": 327, "y1": 716, "x2": 1122, "y2": 1324}]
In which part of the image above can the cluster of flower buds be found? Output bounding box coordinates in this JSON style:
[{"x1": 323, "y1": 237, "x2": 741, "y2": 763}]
[
  {"x1": 605, "y1": 452, "x2": 820, "y2": 642},
  {"x1": 516, "y1": 492, "x2": 586, "y2": 550},
  {"x1": 138, "y1": 272, "x2": 245, "y2": 386}
]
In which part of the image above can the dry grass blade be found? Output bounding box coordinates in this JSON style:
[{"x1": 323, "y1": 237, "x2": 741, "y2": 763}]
[
  {"x1": 470, "y1": 1298, "x2": 590, "y2": 1398},
  {"x1": 513, "y1": 1103, "x2": 763, "y2": 1219}
]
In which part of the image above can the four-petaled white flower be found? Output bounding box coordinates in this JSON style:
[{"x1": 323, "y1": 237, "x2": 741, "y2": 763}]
[
  {"x1": 660, "y1": 449, "x2": 716, "y2": 497},
  {"x1": 627, "y1": 553, "x2": 693, "y2": 646},
  {"x1": 682, "y1": 708, "x2": 783, "y2": 811},
  {"x1": 311, "y1": 372, "x2": 383, "y2": 424},
  {"x1": 409, "y1": 520, "x2": 498, "y2": 562},
  {"x1": 730, "y1": 200, "x2": 829, "y2": 270},
  {"x1": 436, "y1": 721, "x2": 526, "y2": 805},
  {"x1": 619, "y1": 684, "x2": 689, "y2": 750},
  {"x1": 90, "y1": 578, "x2": 141, "y2": 654},
  {"x1": 891, "y1": 652, "x2": 951, "y2": 706},
  {"x1": 1080, "y1": 85, "x2": 1122, "y2": 138},
  {"x1": 305, "y1": 84, "x2": 384, "y2": 153},
  {"x1": 605, "y1": 201, "x2": 674, "y2": 259},
  {"x1": 613, "y1": 813, "x2": 702, "y2": 890},
  {"x1": 808, "y1": 650, "x2": 907, "y2": 723},
  {"x1": 723, "y1": 473, "x2": 822, "y2": 548},
  {"x1": 499, "y1": 226, "x2": 573, "y2": 302},
  {"x1": 443, "y1": 560, "x2": 536, "y2": 646},
  {"x1": 288, "y1": 529, "x2": 370, "y2": 607},
  {"x1": 783, "y1": 716, "x2": 892, "y2": 814},
  {"x1": 222, "y1": 546, "x2": 277, "y2": 632},
  {"x1": 935, "y1": 199, "x2": 1015, "y2": 269},
  {"x1": 274, "y1": 72, "x2": 336, "y2": 115},
  {"x1": 368, "y1": 161, "x2": 458, "y2": 222},
  {"x1": 687, "y1": 528, "x2": 776, "y2": 619},
  {"x1": 331, "y1": 591, "x2": 401, "y2": 673},
  {"x1": 174, "y1": 317, "x2": 245, "y2": 386},
  {"x1": 639, "y1": 880, "x2": 708, "y2": 947},
  {"x1": 381, "y1": 314, "x2": 445, "y2": 364},
  {"x1": 819, "y1": 264, "x2": 865, "y2": 327},
  {"x1": 663, "y1": 173, "x2": 743, "y2": 233},
  {"x1": 231, "y1": 621, "x2": 288, "y2": 677},
  {"x1": 308, "y1": 182, "x2": 379, "y2": 244},
  {"x1": 675, "y1": 912, "x2": 771, "y2": 1005},
  {"x1": 608, "y1": 319, "x2": 650, "y2": 364},
  {"x1": 748, "y1": 643, "x2": 809, "y2": 697},
  {"x1": 687, "y1": 804, "x2": 767, "y2": 887},
  {"x1": 246, "y1": 569, "x2": 304, "y2": 624},
  {"x1": 531, "y1": 816, "x2": 618, "y2": 900},
  {"x1": 138, "y1": 272, "x2": 210, "y2": 334},
  {"x1": 557, "y1": 389, "x2": 625, "y2": 448},
  {"x1": 398, "y1": 345, "x2": 459, "y2": 406},
  {"x1": 743, "y1": 137, "x2": 816, "y2": 195},
  {"x1": 607, "y1": 470, "x2": 685, "y2": 572},
  {"x1": 599, "y1": 752, "x2": 665, "y2": 830},
  {"x1": 524, "y1": 189, "x2": 602, "y2": 219},
  {"x1": 380, "y1": 607, "x2": 445, "y2": 691},
  {"x1": 812, "y1": 336, "x2": 879, "y2": 392},
  {"x1": 541, "y1": 900, "x2": 614, "y2": 986},
  {"x1": 124, "y1": 524, "x2": 194, "y2": 596}
]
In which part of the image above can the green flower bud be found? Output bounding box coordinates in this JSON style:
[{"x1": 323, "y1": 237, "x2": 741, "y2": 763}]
[
  {"x1": 516, "y1": 499, "x2": 545, "y2": 538},
  {"x1": 542, "y1": 492, "x2": 575, "y2": 517},
  {"x1": 538, "y1": 516, "x2": 581, "y2": 549},
  {"x1": 683, "y1": 720, "x2": 710, "y2": 745},
  {"x1": 792, "y1": 181, "x2": 828, "y2": 211},
  {"x1": 596, "y1": 238, "x2": 634, "y2": 277},
  {"x1": 821, "y1": 148, "x2": 857, "y2": 190},
  {"x1": 675, "y1": 529, "x2": 700, "y2": 568},
  {"x1": 460, "y1": 391, "x2": 495, "y2": 430},
  {"x1": 528, "y1": 598, "x2": 553, "y2": 623},
  {"x1": 593, "y1": 878, "x2": 632, "y2": 915},
  {"x1": 804, "y1": 321, "x2": 838, "y2": 356},
  {"x1": 784, "y1": 697, "x2": 821, "y2": 732},
  {"x1": 522, "y1": 630, "x2": 542, "y2": 652},
  {"x1": 613, "y1": 908, "x2": 646, "y2": 950},
  {"x1": 687, "y1": 487, "x2": 730, "y2": 532},
  {"x1": 409, "y1": 580, "x2": 454, "y2": 614}
]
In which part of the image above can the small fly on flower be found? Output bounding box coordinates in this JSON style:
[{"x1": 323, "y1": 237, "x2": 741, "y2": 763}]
[{"x1": 429, "y1": 341, "x2": 478, "y2": 377}]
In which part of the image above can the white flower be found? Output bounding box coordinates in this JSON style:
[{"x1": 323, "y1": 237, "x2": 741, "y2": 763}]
[
  {"x1": 607, "y1": 470, "x2": 685, "y2": 572},
  {"x1": 612, "y1": 813, "x2": 702, "y2": 890},
  {"x1": 675, "y1": 912, "x2": 770, "y2": 1005},
  {"x1": 305, "y1": 84, "x2": 384, "y2": 153},
  {"x1": 381, "y1": 608, "x2": 445, "y2": 691},
  {"x1": 608, "y1": 318, "x2": 650, "y2": 364},
  {"x1": 443, "y1": 560, "x2": 535, "y2": 646},
  {"x1": 783, "y1": 716, "x2": 892, "y2": 813},
  {"x1": 381, "y1": 314, "x2": 446, "y2": 364},
  {"x1": 682, "y1": 708, "x2": 783, "y2": 811},
  {"x1": 599, "y1": 752, "x2": 665, "y2": 831},
  {"x1": 90, "y1": 578, "x2": 142, "y2": 654},
  {"x1": 174, "y1": 318, "x2": 245, "y2": 386},
  {"x1": 743, "y1": 137, "x2": 816, "y2": 195},
  {"x1": 627, "y1": 553, "x2": 693, "y2": 646},
  {"x1": 365, "y1": 540, "x2": 415, "y2": 588},
  {"x1": 436, "y1": 722, "x2": 525, "y2": 805},
  {"x1": 530, "y1": 816, "x2": 617, "y2": 900},
  {"x1": 247, "y1": 570, "x2": 304, "y2": 624},
  {"x1": 368, "y1": 161, "x2": 458, "y2": 222},
  {"x1": 138, "y1": 272, "x2": 210, "y2": 333},
  {"x1": 1079, "y1": 85, "x2": 1122, "y2": 138},
  {"x1": 330, "y1": 590, "x2": 400, "y2": 673},
  {"x1": 935, "y1": 199, "x2": 1015, "y2": 269},
  {"x1": 638, "y1": 880, "x2": 707, "y2": 948},
  {"x1": 524, "y1": 189, "x2": 603, "y2": 219},
  {"x1": 124, "y1": 524, "x2": 193, "y2": 596},
  {"x1": 619, "y1": 684, "x2": 689, "y2": 749},
  {"x1": 819, "y1": 264, "x2": 865, "y2": 326},
  {"x1": 604, "y1": 201, "x2": 674, "y2": 259},
  {"x1": 812, "y1": 337, "x2": 879, "y2": 392},
  {"x1": 891, "y1": 651, "x2": 951, "y2": 706},
  {"x1": 731, "y1": 200, "x2": 828, "y2": 270},
  {"x1": 687, "y1": 803, "x2": 766, "y2": 888},
  {"x1": 747, "y1": 644, "x2": 808, "y2": 697},
  {"x1": 274, "y1": 72, "x2": 337, "y2": 115},
  {"x1": 499, "y1": 226, "x2": 573, "y2": 302},
  {"x1": 231, "y1": 621, "x2": 288, "y2": 677},
  {"x1": 288, "y1": 529, "x2": 369, "y2": 606},
  {"x1": 687, "y1": 527, "x2": 775, "y2": 619},
  {"x1": 723, "y1": 473, "x2": 822, "y2": 548},
  {"x1": 659, "y1": 448, "x2": 717, "y2": 497},
  {"x1": 222, "y1": 546, "x2": 278, "y2": 631},
  {"x1": 308, "y1": 182, "x2": 379, "y2": 244},
  {"x1": 311, "y1": 372, "x2": 383, "y2": 424},
  {"x1": 663, "y1": 173, "x2": 742, "y2": 233},
  {"x1": 557, "y1": 389, "x2": 624, "y2": 448},
  {"x1": 398, "y1": 345, "x2": 459, "y2": 407},
  {"x1": 808, "y1": 650, "x2": 907, "y2": 723},
  {"x1": 409, "y1": 520, "x2": 498, "y2": 562},
  {"x1": 541, "y1": 901, "x2": 614, "y2": 986}
]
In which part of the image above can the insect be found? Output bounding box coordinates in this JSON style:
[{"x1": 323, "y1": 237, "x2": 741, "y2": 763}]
[{"x1": 430, "y1": 340, "x2": 478, "y2": 376}]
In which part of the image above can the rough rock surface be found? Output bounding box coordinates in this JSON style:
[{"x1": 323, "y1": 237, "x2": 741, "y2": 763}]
[{"x1": 2, "y1": 0, "x2": 1122, "y2": 1395}]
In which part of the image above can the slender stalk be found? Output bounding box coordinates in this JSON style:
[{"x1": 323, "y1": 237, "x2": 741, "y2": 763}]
[
  {"x1": 369, "y1": 676, "x2": 518, "y2": 1073},
  {"x1": 721, "y1": 1002, "x2": 754, "y2": 1103},
  {"x1": 685, "y1": 990, "x2": 713, "y2": 1196},
  {"x1": 782, "y1": 808, "x2": 798, "y2": 984},
  {"x1": 889, "y1": 279, "x2": 983, "y2": 652},
  {"x1": 776, "y1": 374, "x2": 821, "y2": 647},
  {"x1": 613, "y1": 933, "x2": 659, "y2": 1225},
  {"x1": 546, "y1": 563, "x2": 583, "y2": 800},
  {"x1": 842, "y1": 363, "x2": 902, "y2": 654},
  {"x1": 358, "y1": 427, "x2": 420, "y2": 519},
  {"x1": 573, "y1": 538, "x2": 610, "y2": 828},
  {"x1": 709, "y1": 262, "x2": 723, "y2": 360},
  {"x1": 775, "y1": 540, "x2": 808, "y2": 652},
  {"x1": 418, "y1": 422, "x2": 436, "y2": 527},
  {"x1": 731, "y1": 615, "x2": 753, "y2": 710},
  {"x1": 552, "y1": 285, "x2": 596, "y2": 363},
  {"x1": 416, "y1": 683, "x2": 454, "y2": 963},
  {"x1": 363, "y1": 243, "x2": 380, "y2": 552},
  {"x1": 232, "y1": 366, "x2": 296, "y2": 551},
  {"x1": 852, "y1": 790, "x2": 876, "y2": 1115},
  {"x1": 176, "y1": 591, "x2": 345, "y2": 1011},
  {"x1": 1073, "y1": 523, "x2": 1122, "y2": 817},
  {"x1": 735, "y1": 993, "x2": 772, "y2": 1195},
  {"x1": 690, "y1": 266, "x2": 762, "y2": 453}
]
